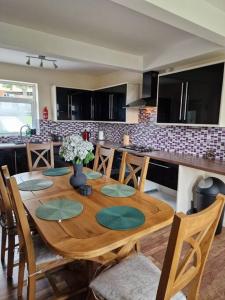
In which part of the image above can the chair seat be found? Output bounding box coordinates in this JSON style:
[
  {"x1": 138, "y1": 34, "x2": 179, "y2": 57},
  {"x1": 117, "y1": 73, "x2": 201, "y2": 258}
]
[
  {"x1": 33, "y1": 235, "x2": 60, "y2": 265},
  {"x1": 90, "y1": 254, "x2": 186, "y2": 300}
]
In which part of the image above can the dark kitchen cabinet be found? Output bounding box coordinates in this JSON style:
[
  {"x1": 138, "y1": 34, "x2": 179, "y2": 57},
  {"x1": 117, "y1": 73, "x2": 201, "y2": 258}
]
[
  {"x1": 157, "y1": 74, "x2": 184, "y2": 123},
  {"x1": 71, "y1": 90, "x2": 92, "y2": 121},
  {"x1": 147, "y1": 159, "x2": 178, "y2": 190},
  {"x1": 157, "y1": 63, "x2": 224, "y2": 124},
  {"x1": 56, "y1": 87, "x2": 92, "y2": 121},
  {"x1": 54, "y1": 83, "x2": 137, "y2": 122},
  {"x1": 92, "y1": 90, "x2": 110, "y2": 121},
  {"x1": 93, "y1": 84, "x2": 126, "y2": 122}
]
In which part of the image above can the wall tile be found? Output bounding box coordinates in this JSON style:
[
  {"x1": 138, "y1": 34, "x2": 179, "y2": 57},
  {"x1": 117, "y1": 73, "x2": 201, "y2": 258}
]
[{"x1": 1, "y1": 110, "x2": 225, "y2": 160}]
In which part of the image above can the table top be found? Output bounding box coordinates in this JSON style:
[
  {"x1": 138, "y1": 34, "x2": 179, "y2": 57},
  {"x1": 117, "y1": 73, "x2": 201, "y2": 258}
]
[{"x1": 14, "y1": 168, "x2": 174, "y2": 260}]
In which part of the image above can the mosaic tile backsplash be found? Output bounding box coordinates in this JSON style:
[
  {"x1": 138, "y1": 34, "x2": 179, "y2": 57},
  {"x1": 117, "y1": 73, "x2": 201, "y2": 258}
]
[{"x1": 1, "y1": 110, "x2": 225, "y2": 160}]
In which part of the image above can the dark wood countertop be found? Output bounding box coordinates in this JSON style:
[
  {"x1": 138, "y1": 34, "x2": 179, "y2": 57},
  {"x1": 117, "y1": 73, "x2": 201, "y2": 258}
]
[
  {"x1": 94, "y1": 141, "x2": 225, "y2": 176},
  {"x1": 145, "y1": 151, "x2": 225, "y2": 176},
  {"x1": 2, "y1": 139, "x2": 224, "y2": 176}
]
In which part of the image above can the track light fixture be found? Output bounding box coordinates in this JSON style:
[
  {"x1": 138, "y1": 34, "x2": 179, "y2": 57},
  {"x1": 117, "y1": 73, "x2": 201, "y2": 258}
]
[{"x1": 25, "y1": 55, "x2": 58, "y2": 69}]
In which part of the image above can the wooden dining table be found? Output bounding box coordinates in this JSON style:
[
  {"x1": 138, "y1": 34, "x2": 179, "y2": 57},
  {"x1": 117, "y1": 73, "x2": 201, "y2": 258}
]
[{"x1": 14, "y1": 167, "x2": 174, "y2": 263}]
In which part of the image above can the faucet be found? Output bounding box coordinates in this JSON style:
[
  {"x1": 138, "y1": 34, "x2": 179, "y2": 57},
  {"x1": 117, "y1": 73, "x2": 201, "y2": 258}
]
[{"x1": 20, "y1": 124, "x2": 31, "y2": 142}]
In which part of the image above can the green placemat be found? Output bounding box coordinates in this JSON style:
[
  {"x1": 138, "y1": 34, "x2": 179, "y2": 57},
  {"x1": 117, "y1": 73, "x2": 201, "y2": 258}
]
[
  {"x1": 36, "y1": 199, "x2": 83, "y2": 221},
  {"x1": 18, "y1": 179, "x2": 53, "y2": 191},
  {"x1": 85, "y1": 171, "x2": 102, "y2": 180},
  {"x1": 101, "y1": 184, "x2": 135, "y2": 197},
  {"x1": 96, "y1": 206, "x2": 145, "y2": 230},
  {"x1": 42, "y1": 167, "x2": 71, "y2": 176}
]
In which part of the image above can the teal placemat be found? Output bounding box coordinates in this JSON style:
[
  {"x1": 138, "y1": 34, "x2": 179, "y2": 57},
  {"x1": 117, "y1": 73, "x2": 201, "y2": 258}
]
[
  {"x1": 96, "y1": 206, "x2": 145, "y2": 230},
  {"x1": 101, "y1": 184, "x2": 135, "y2": 197},
  {"x1": 36, "y1": 199, "x2": 83, "y2": 221},
  {"x1": 42, "y1": 167, "x2": 71, "y2": 176},
  {"x1": 18, "y1": 179, "x2": 53, "y2": 191},
  {"x1": 85, "y1": 171, "x2": 102, "y2": 179}
]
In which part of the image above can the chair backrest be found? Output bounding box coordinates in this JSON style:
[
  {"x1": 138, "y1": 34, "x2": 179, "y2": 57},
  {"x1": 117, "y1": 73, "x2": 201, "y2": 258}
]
[
  {"x1": 118, "y1": 152, "x2": 149, "y2": 192},
  {"x1": 26, "y1": 142, "x2": 54, "y2": 171},
  {"x1": 157, "y1": 194, "x2": 225, "y2": 300},
  {"x1": 1, "y1": 165, "x2": 10, "y2": 181},
  {"x1": 93, "y1": 145, "x2": 115, "y2": 178},
  {"x1": 6, "y1": 176, "x2": 36, "y2": 274},
  {"x1": 0, "y1": 165, "x2": 10, "y2": 215},
  {"x1": 0, "y1": 171, "x2": 15, "y2": 229}
]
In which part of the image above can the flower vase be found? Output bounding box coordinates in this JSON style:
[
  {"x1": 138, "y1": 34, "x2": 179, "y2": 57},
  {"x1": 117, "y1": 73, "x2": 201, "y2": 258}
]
[{"x1": 70, "y1": 163, "x2": 87, "y2": 189}]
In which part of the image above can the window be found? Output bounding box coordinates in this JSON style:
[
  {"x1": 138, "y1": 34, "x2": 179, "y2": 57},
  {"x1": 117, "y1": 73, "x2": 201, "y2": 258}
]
[{"x1": 0, "y1": 80, "x2": 38, "y2": 135}]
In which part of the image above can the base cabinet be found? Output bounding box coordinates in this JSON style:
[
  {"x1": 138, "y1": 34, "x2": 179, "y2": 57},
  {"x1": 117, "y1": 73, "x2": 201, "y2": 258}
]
[
  {"x1": 0, "y1": 146, "x2": 68, "y2": 175},
  {"x1": 147, "y1": 159, "x2": 178, "y2": 190}
]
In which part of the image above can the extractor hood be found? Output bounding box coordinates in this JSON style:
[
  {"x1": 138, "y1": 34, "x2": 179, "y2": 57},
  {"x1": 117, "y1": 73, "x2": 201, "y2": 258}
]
[{"x1": 126, "y1": 71, "x2": 158, "y2": 107}]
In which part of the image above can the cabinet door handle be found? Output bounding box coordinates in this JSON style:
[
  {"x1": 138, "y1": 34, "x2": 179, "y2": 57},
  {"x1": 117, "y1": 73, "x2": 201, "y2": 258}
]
[
  {"x1": 150, "y1": 162, "x2": 170, "y2": 169},
  {"x1": 71, "y1": 96, "x2": 73, "y2": 119},
  {"x1": 179, "y1": 82, "x2": 184, "y2": 120},
  {"x1": 91, "y1": 97, "x2": 93, "y2": 119},
  {"x1": 111, "y1": 94, "x2": 114, "y2": 120},
  {"x1": 109, "y1": 95, "x2": 111, "y2": 119},
  {"x1": 67, "y1": 96, "x2": 70, "y2": 118},
  {"x1": 184, "y1": 82, "x2": 189, "y2": 121}
]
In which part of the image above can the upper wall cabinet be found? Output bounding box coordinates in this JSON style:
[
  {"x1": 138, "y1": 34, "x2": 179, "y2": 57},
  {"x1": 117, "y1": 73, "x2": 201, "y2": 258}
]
[
  {"x1": 157, "y1": 63, "x2": 225, "y2": 125},
  {"x1": 51, "y1": 83, "x2": 139, "y2": 123},
  {"x1": 54, "y1": 87, "x2": 92, "y2": 121}
]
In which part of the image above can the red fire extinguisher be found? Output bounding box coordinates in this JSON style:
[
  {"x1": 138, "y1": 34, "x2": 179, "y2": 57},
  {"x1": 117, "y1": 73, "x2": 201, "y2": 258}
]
[{"x1": 42, "y1": 106, "x2": 48, "y2": 120}]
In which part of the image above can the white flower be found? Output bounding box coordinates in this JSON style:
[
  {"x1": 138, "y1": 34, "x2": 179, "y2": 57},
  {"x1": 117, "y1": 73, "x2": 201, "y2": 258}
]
[{"x1": 59, "y1": 134, "x2": 94, "y2": 163}]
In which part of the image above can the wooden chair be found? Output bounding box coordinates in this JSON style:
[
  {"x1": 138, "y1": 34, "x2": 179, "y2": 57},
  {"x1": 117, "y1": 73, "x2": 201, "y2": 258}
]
[
  {"x1": 0, "y1": 166, "x2": 18, "y2": 279},
  {"x1": 26, "y1": 142, "x2": 54, "y2": 171},
  {"x1": 90, "y1": 194, "x2": 225, "y2": 300},
  {"x1": 93, "y1": 145, "x2": 115, "y2": 178},
  {"x1": 1, "y1": 165, "x2": 10, "y2": 180},
  {"x1": 6, "y1": 176, "x2": 83, "y2": 299},
  {"x1": 119, "y1": 152, "x2": 150, "y2": 192}
]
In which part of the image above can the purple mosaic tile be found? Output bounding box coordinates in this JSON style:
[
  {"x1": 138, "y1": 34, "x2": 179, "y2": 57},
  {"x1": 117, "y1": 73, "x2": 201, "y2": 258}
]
[{"x1": 1, "y1": 110, "x2": 225, "y2": 160}]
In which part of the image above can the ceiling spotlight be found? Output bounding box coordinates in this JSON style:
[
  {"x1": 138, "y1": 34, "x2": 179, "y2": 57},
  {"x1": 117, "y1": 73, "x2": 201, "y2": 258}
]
[
  {"x1": 26, "y1": 57, "x2": 30, "y2": 65},
  {"x1": 25, "y1": 54, "x2": 58, "y2": 69}
]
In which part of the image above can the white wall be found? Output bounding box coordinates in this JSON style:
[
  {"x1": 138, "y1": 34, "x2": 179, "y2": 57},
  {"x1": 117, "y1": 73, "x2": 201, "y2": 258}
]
[
  {"x1": 0, "y1": 62, "x2": 97, "y2": 119},
  {"x1": 0, "y1": 62, "x2": 144, "y2": 120},
  {"x1": 94, "y1": 69, "x2": 142, "y2": 89}
]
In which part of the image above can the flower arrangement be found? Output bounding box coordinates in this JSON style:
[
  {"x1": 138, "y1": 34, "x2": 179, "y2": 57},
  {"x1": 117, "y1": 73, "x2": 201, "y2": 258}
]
[{"x1": 59, "y1": 135, "x2": 95, "y2": 164}]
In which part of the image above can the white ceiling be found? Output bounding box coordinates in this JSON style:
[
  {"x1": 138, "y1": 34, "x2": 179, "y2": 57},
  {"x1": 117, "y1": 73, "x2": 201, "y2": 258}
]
[
  {"x1": 0, "y1": 0, "x2": 196, "y2": 56},
  {"x1": 0, "y1": 0, "x2": 224, "y2": 72},
  {"x1": 205, "y1": 0, "x2": 225, "y2": 12},
  {"x1": 0, "y1": 48, "x2": 118, "y2": 74}
]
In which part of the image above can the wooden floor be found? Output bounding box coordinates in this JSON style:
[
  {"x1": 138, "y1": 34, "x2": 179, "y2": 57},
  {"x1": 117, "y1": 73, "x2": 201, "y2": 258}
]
[{"x1": 1, "y1": 226, "x2": 225, "y2": 299}]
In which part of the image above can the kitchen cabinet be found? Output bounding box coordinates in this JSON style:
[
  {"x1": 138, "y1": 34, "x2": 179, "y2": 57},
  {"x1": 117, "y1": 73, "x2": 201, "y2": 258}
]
[
  {"x1": 94, "y1": 84, "x2": 126, "y2": 122},
  {"x1": 52, "y1": 83, "x2": 139, "y2": 123},
  {"x1": 157, "y1": 63, "x2": 224, "y2": 125},
  {"x1": 55, "y1": 87, "x2": 92, "y2": 121},
  {"x1": 0, "y1": 146, "x2": 68, "y2": 175},
  {"x1": 147, "y1": 159, "x2": 178, "y2": 190}
]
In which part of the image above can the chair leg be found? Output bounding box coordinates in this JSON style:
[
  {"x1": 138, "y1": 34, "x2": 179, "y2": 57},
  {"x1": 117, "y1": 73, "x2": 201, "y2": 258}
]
[
  {"x1": 135, "y1": 240, "x2": 141, "y2": 253},
  {"x1": 18, "y1": 249, "x2": 26, "y2": 298},
  {"x1": 7, "y1": 232, "x2": 15, "y2": 279},
  {"x1": 1, "y1": 227, "x2": 7, "y2": 263},
  {"x1": 27, "y1": 276, "x2": 36, "y2": 300}
]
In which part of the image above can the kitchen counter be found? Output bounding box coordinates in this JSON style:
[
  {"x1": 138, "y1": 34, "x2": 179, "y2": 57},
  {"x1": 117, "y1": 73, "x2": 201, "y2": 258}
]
[
  {"x1": 143, "y1": 151, "x2": 225, "y2": 176},
  {"x1": 1, "y1": 140, "x2": 225, "y2": 176},
  {"x1": 94, "y1": 141, "x2": 225, "y2": 176},
  {"x1": 0, "y1": 143, "x2": 26, "y2": 149},
  {"x1": 0, "y1": 141, "x2": 63, "y2": 149}
]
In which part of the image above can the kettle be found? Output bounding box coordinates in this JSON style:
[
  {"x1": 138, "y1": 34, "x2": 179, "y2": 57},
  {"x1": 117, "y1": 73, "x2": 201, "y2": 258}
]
[{"x1": 82, "y1": 130, "x2": 91, "y2": 141}]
